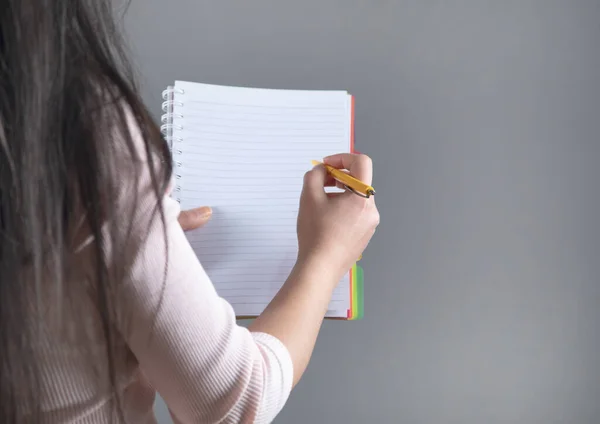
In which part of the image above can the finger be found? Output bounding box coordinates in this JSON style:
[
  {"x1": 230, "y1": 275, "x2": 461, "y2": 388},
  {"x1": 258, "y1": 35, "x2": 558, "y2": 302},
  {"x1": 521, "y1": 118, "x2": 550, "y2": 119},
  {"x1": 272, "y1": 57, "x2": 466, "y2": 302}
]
[
  {"x1": 324, "y1": 169, "x2": 351, "y2": 188},
  {"x1": 324, "y1": 174, "x2": 349, "y2": 189},
  {"x1": 302, "y1": 164, "x2": 328, "y2": 201},
  {"x1": 323, "y1": 153, "x2": 373, "y2": 185},
  {"x1": 323, "y1": 153, "x2": 357, "y2": 170},
  {"x1": 324, "y1": 174, "x2": 337, "y2": 187},
  {"x1": 178, "y1": 206, "x2": 212, "y2": 231}
]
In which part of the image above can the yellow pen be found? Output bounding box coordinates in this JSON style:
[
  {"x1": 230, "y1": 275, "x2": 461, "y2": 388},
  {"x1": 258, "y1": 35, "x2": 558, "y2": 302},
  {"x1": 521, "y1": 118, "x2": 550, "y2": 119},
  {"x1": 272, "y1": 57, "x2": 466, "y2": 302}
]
[{"x1": 311, "y1": 160, "x2": 376, "y2": 198}]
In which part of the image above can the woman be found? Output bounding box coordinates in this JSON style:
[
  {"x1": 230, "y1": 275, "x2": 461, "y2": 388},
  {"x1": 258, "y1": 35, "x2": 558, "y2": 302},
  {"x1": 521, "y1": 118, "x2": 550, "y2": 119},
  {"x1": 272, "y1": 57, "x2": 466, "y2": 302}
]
[{"x1": 0, "y1": 1, "x2": 379, "y2": 423}]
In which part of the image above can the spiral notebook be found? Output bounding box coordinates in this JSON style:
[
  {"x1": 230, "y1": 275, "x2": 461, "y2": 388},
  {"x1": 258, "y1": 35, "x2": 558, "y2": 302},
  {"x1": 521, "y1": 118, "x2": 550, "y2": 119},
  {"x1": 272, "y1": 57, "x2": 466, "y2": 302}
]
[{"x1": 161, "y1": 81, "x2": 364, "y2": 319}]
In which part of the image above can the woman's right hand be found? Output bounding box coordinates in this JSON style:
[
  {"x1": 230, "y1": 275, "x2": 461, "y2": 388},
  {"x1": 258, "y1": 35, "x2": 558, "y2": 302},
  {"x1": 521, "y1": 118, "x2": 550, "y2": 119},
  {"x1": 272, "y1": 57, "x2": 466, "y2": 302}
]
[{"x1": 296, "y1": 153, "x2": 379, "y2": 283}]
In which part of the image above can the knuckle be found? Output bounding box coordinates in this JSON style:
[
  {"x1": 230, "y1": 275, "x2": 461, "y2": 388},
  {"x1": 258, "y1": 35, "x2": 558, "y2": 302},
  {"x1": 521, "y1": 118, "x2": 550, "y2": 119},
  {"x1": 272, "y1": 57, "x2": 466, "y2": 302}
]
[
  {"x1": 360, "y1": 154, "x2": 373, "y2": 167},
  {"x1": 303, "y1": 170, "x2": 313, "y2": 184},
  {"x1": 369, "y1": 207, "x2": 380, "y2": 228}
]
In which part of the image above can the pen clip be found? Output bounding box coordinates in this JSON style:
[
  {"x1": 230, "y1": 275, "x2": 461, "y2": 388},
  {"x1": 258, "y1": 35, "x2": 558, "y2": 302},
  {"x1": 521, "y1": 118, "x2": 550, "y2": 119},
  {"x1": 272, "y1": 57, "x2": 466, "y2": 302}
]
[{"x1": 344, "y1": 184, "x2": 375, "y2": 199}]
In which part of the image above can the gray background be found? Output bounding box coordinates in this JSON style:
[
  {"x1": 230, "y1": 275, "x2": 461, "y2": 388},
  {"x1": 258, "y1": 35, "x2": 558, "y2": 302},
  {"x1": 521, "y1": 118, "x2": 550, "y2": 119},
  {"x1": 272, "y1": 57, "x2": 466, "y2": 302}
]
[{"x1": 124, "y1": 1, "x2": 600, "y2": 423}]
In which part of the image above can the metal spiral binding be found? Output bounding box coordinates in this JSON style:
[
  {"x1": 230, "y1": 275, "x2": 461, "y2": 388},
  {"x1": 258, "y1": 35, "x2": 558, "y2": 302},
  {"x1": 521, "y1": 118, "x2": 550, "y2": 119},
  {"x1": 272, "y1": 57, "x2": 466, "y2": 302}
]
[{"x1": 160, "y1": 86, "x2": 185, "y2": 202}]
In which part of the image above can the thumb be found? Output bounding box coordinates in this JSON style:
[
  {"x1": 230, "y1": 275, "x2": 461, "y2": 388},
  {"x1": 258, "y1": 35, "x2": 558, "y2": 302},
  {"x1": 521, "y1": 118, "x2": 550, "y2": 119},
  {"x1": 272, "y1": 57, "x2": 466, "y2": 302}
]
[
  {"x1": 178, "y1": 206, "x2": 212, "y2": 231},
  {"x1": 302, "y1": 164, "x2": 328, "y2": 201}
]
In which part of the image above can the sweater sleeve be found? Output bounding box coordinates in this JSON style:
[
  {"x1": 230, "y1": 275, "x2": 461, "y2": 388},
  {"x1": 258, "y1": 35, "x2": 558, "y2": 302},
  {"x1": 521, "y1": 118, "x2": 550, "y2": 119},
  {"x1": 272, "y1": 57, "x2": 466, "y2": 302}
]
[{"x1": 116, "y1": 117, "x2": 293, "y2": 424}]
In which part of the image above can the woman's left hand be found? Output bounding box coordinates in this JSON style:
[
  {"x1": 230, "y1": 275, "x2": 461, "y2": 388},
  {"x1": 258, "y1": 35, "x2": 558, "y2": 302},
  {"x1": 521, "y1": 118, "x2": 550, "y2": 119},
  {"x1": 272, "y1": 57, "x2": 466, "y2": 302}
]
[{"x1": 178, "y1": 206, "x2": 212, "y2": 231}]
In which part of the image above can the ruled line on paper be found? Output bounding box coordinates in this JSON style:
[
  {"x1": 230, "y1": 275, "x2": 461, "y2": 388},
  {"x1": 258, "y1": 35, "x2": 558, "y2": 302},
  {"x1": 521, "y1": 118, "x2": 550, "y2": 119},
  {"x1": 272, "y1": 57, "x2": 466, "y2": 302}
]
[
  {"x1": 182, "y1": 122, "x2": 344, "y2": 132},
  {"x1": 182, "y1": 102, "x2": 345, "y2": 113},
  {"x1": 180, "y1": 201, "x2": 300, "y2": 208},
  {"x1": 183, "y1": 99, "x2": 341, "y2": 107},
  {"x1": 180, "y1": 138, "x2": 342, "y2": 147}
]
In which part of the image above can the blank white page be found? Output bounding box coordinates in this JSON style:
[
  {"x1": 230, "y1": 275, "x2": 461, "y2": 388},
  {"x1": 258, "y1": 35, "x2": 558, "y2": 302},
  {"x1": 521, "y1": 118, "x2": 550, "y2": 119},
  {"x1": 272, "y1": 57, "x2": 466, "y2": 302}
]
[{"x1": 171, "y1": 81, "x2": 352, "y2": 318}]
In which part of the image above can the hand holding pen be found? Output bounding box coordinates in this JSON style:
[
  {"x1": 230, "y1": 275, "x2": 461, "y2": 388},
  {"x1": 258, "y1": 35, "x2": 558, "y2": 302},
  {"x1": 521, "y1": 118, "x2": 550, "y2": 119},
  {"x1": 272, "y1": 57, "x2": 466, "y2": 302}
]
[{"x1": 297, "y1": 153, "x2": 379, "y2": 279}]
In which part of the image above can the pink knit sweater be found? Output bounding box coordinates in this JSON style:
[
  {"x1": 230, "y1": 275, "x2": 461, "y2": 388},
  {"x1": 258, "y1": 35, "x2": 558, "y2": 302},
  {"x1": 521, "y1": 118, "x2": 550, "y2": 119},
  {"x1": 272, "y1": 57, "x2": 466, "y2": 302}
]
[{"x1": 36, "y1": 114, "x2": 293, "y2": 423}]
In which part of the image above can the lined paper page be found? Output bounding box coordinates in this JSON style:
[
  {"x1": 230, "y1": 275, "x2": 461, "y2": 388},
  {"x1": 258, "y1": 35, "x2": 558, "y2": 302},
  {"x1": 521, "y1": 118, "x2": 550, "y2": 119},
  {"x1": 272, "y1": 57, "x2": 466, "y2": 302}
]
[{"x1": 172, "y1": 81, "x2": 352, "y2": 317}]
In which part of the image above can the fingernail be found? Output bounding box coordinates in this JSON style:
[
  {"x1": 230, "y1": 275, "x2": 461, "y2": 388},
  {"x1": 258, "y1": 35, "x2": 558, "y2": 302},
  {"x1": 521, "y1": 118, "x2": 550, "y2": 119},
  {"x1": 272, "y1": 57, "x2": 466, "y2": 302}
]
[{"x1": 198, "y1": 207, "x2": 212, "y2": 218}]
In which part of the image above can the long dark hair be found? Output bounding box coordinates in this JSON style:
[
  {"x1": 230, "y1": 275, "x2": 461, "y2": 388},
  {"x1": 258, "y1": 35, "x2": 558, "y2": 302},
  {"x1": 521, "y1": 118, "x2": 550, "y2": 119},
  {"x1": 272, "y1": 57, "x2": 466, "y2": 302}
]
[{"x1": 0, "y1": 1, "x2": 171, "y2": 421}]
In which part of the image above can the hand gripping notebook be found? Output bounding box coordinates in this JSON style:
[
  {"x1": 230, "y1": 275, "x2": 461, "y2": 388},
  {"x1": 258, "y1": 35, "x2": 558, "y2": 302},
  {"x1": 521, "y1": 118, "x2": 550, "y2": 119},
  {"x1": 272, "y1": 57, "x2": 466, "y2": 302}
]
[{"x1": 160, "y1": 81, "x2": 364, "y2": 320}]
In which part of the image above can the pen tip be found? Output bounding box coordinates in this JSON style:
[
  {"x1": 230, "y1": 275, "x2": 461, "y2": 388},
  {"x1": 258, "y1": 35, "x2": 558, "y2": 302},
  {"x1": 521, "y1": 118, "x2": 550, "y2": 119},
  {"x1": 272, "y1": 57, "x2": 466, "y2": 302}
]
[{"x1": 311, "y1": 160, "x2": 320, "y2": 166}]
